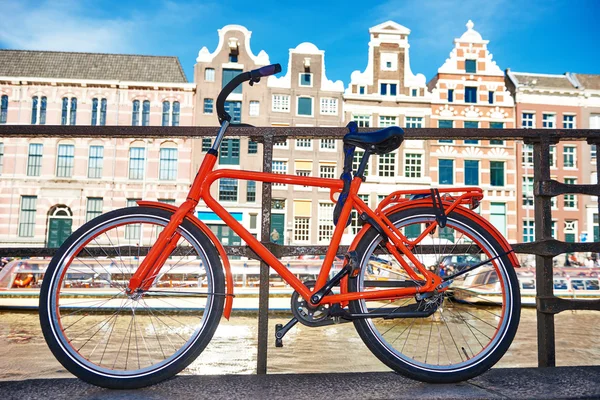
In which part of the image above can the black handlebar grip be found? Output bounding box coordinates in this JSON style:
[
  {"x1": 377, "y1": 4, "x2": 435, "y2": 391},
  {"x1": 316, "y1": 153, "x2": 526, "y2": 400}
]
[{"x1": 251, "y1": 63, "x2": 282, "y2": 79}]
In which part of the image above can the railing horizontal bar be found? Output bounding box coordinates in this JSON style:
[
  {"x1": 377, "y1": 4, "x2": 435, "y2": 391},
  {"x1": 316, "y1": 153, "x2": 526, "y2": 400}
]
[
  {"x1": 0, "y1": 125, "x2": 599, "y2": 141},
  {"x1": 537, "y1": 296, "x2": 600, "y2": 314},
  {"x1": 512, "y1": 240, "x2": 600, "y2": 257},
  {"x1": 535, "y1": 180, "x2": 600, "y2": 197}
]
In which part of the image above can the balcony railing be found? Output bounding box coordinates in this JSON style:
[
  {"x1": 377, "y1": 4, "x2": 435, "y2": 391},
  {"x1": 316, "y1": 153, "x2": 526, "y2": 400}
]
[{"x1": 1, "y1": 125, "x2": 600, "y2": 373}]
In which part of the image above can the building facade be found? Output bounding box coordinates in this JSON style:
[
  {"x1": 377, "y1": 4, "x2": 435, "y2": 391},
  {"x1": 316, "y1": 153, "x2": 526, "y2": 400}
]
[
  {"x1": 427, "y1": 21, "x2": 518, "y2": 243},
  {"x1": 0, "y1": 50, "x2": 195, "y2": 247}
]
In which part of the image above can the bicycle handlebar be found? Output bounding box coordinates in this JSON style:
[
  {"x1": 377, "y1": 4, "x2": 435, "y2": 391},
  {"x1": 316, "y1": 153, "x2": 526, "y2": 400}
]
[{"x1": 217, "y1": 63, "x2": 282, "y2": 124}]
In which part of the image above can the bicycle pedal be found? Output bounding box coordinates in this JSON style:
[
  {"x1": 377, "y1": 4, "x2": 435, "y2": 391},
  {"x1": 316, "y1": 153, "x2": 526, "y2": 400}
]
[
  {"x1": 346, "y1": 251, "x2": 360, "y2": 278},
  {"x1": 274, "y1": 317, "x2": 298, "y2": 348},
  {"x1": 275, "y1": 324, "x2": 283, "y2": 347}
]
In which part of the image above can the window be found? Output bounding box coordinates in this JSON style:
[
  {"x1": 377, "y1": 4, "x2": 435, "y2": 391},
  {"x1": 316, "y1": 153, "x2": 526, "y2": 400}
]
[
  {"x1": 27, "y1": 143, "x2": 43, "y2": 176},
  {"x1": 320, "y1": 139, "x2": 336, "y2": 150},
  {"x1": 379, "y1": 116, "x2": 396, "y2": 127},
  {"x1": 129, "y1": 147, "x2": 146, "y2": 180},
  {"x1": 162, "y1": 101, "x2": 171, "y2": 126},
  {"x1": 523, "y1": 176, "x2": 534, "y2": 206},
  {"x1": 549, "y1": 145, "x2": 557, "y2": 167},
  {"x1": 318, "y1": 203, "x2": 334, "y2": 242},
  {"x1": 88, "y1": 145, "x2": 104, "y2": 178},
  {"x1": 353, "y1": 150, "x2": 368, "y2": 176},
  {"x1": 248, "y1": 140, "x2": 258, "y2": 154},
  {"x1": 56, "y1": 144, "x2": 74, "y2": 178},
  {"x1": 272, "y1": 161, "x2": 288, "y2": 187},
  {"x1": 250, "y1": 214, "x2": 257, "y2": 229},
  {"x1": 272, "y1": 95, "x2": 290, "y2": 112},
  {"x1": 448, "y1": 89, "x2": 454, "y2": 103},
  {"x1": 219, "y1": 178, "x2": 238, "y2": 201},
  {"x1": 219, "y1": 139, "x2": 240, "y2": 165},
  {"x1": 297, "y1": 97, "x2": 313, "y2": 116},
  {"x1": 319, "y1": 164, "x2": 336, "y2": 179},
  {"x1": 158, "y1": 199, "x2": 175, "y2": 205},
  {"x1": 247, "y1": 181, "x2": 256, "y2": 202},
  {"x1": 378, "y1": 153, "x2": 395, "y2": 177},
  {"x1": 438, "y1": 159, "x2": 454, "y2": 184},
  {"x1": 0, "y1": 143, "x2": 3, "y2": 175},
  {"x1": 405, "y1": 117, "x2": 423, "y2": 128},
  {"x1": 564, "y1": 220, "x2": 577, "y2": 243},
  {"x1": 592, "y1": 144, "x2": 597, "y2": 161},
  {"x1": 31, "y1": 96, "x2": 47, "y2": 124},
  {"x1": 159, "y1": 147, "x2": 178, "y2": 180},
  {"x1": 249, "y1": 101, "x2": 260, "y2": 116},
  {"x1": 488, "y1": 91, "x2": 494, "y2": 104},
  {"x1": 229, "y1": 54, "x2": 238, "y2": 63},
  {"x1": 564, "y1": 178, "x2": 577, "y2": 208},
  {"x1": 172, "y1": 101, "x2": 180, "y2": 126},
  {"x1": 86, "y1": 198, "x2": 103, "y2": 222},
  {"x1": 563, "y1": 115, "x2": 575, "y2": 129},
  {"x1": 564, "y1": 146, "x2": 576, "y2": 168},
  {"x1": 465, "y1": 59, "x2": 476, "y2": 73},
  {"x1": 299, "y1": 73, "x2": 312, "y2": 87},
  {"x1": 490, "y1": 202, "x2": 506, "y2": 236},
  {"x1": 404, "y1": 153, "x2": 422, "y2": 178},
  {"x1": 523, "y1": 220, "x2": 535, "y2": 243},
  {"x1": 0, "y1": 95, "x2": 7, "y2": 123},
  {"x1": 274, "y1": 139, "x2": 288, "y2": 148},
  {"x1": 522, "y1": 144, "x2": 533, "y2": 165},
  {"x1": 465, "y1": 87, "x2": 477, "y2": 103},
  {"x1": 142, "y1": 100, "x2": 150, "y2": 126},
  {"x1": 224, "y1": 101, "x2": 241, "y2": 123},
  {"x1": 542, "y1": 113, "x2": 555, "y2": 128},
  {"x1": 91, "y1": 98, "x2": 107, "y2": 126},
  {"x1": 380, "y1": 83, "x2": 397, "y2": 96},
  {"x1": 490, "y1": 122, "x2": 504, "y2": 145},
  {"x1": 296, "y1": 139, "x2": 312, "y2": 149},
  {"x1": 125, "y1": 199, "x2": 141, "y2": 239},
  {"x1": 18, "y1": 196, "x2": 37, "y2": 237},
  {"x1": 202, "y1": 138, "x2": 212, "y2": 152},
  {"x1": 353, "y1": 115, "x2": 370, "y2": 128},
  {"x1": 522, "y1": 113, "x2": 535, "y2": 128},
  {"x1": 465, "y1": 160, "x2": 479, "y2": 185},
  {"x1": 350, "y1": 194, "x2": 370, "y2": 234},
  {"x1": 132, "y1": 100, "x2": 140, "y2": 126},
  {"x1": 490, "y1": 161, "x2": 504, "y2": 186},
  {"x1": 294, "y1": 217, "x2": 310, "y2": 242},
  {"x1": 359, "y1": 86, "x2": 365, "y2": 95},
  {"x1": 438, "y1": 120, "x2": 453, "y2": 143},
  {"x1": 464, "y1": 121, "x2": 479, "y2": 144},
  {"x1": 205, "y1": 68, "x2": 215, "y2": 82},
  {"x1": 204, "y1": 98, "x2": 214, "y2": 114},
  {"x1": 320, "y1": 98, "x2": 338, "y2": 115},
  {"x1": 222, "y1": 69, "x2": 243, "y2": 94},
  {"x1": 61, "y1": 97, "x2": 77, "y2": 125},
  {"x1": 412, "y1": 88, "x2": 418, "y2": 97}
]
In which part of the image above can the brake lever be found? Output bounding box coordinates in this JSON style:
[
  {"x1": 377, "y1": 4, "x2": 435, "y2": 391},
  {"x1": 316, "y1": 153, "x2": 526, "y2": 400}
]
[{"x1": 249, "y1": 77, "x2": 261, "y2": 86}]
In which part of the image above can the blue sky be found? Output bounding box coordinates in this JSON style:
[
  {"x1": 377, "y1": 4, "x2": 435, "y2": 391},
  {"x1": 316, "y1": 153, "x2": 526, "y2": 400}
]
[{"x1": 1, "y1": 0, "x2": 598, "y2": 84}]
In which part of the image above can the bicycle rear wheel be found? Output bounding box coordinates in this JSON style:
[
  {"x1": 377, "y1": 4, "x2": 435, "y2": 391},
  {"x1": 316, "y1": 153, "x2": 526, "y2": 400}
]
[
  {"x1": 348, "y1": 207, "x2": 520, "y2": 383},
  {"x1": 39, "y1": 207, "x2": 224, "y2": 389}
]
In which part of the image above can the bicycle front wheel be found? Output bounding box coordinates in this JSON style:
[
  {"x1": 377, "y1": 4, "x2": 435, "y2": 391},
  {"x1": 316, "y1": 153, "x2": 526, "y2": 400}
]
[
  {"x1": 39, "y1": 207, "x2": 225, "y2": 389},
  {"x1": 348, "y1": 207, "x2": 520, "y2": 383}
]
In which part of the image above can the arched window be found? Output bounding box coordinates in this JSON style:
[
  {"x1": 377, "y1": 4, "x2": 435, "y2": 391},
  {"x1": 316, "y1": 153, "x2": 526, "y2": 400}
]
[
  {"x1": 1, "y1": 95, "x2": 9, "y2": 124},
  {"x1": 162, "y1": 101, "x2": 170, "y2": 126},
  {"x1": 91, "y1": 98, "x2": 106, "y2": 126},
  {"x1": 172, "y1": 101, "x2": 180, "y2": 126},
  {"x1": 61, "y1": 97, "x2": 77, "y2": 125},
  {"x1": 91, "y1": 98, "x2": 98, "y2": 126},
  {"x1": 100, "y1": 99, "x2": 107, "y2": 126},
  {"x1": 142, "y1": 100, "x2": 150, "y2": 126},
  {"x1": 132, "y1": 100, "x2": 140, "y2": 126},
  {"x1": 32, "y1": 96, "x2": 39, "y2": 124},
  {"x1": 40, "y1": 97, "x2": 47, "y2": 125}
]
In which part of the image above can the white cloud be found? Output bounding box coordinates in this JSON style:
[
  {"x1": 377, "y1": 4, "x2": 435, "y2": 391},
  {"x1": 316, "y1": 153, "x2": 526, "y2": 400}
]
[{"x1": 0, "y1": 0, "x2": 139, "y2": 53}]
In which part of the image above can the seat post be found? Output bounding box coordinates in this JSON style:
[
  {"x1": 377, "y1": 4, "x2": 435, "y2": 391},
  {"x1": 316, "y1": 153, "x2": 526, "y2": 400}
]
[{"x1": 355, "y1": 150, "x2": 371, "y2": 180}]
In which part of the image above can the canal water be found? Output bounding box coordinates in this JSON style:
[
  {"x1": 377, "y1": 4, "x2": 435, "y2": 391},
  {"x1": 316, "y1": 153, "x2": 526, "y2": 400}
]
[{"x1": 0, "y1": 309, "x2": 598, "y2": 380}]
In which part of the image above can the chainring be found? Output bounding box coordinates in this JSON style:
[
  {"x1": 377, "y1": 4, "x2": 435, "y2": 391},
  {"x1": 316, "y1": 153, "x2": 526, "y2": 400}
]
[{"x1": 291, "y1": 280, "x2": 334, "y2": 327}]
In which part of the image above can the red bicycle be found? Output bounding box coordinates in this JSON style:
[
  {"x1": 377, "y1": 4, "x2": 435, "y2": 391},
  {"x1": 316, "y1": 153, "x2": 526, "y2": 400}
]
[{"x1": 40, "y1": 64, "x2": 521, "y2": 389}]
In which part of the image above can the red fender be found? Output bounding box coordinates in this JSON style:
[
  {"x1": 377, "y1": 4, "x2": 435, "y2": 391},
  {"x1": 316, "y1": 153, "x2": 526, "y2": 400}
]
[
  {"x1": 345, "y1": 199, "x2": 520, "y2": 284},
  {"x1": 137, "y1": 201, "x2": 234, "y2": 319}
]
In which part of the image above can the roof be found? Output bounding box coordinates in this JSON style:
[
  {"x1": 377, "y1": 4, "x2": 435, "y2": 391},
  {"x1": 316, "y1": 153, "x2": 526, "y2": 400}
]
[
  {"x1": 572, "y1": 73, "x2": 600, "y2": 90},
  {"x1": 509, "y1": 72, "x2": 576, "y2": 90},
  {"x1": 0, "y1": 50, "x2": 188, "y2": 83}
]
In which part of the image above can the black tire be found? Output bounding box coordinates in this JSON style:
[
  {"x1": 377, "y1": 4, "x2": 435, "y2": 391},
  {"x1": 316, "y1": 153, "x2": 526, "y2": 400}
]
[
  {"x1": 39, "y1": 207, "x2": 225, "y2": 389},
  {"x1": 348, "y1": 207, "x2": 520, "y2": 383}
]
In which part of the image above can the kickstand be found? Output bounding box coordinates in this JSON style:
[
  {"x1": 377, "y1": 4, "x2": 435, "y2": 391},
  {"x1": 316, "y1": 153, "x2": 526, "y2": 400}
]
[{"x1": 275, "y1": 317, "x2": 298, "y2": 347}]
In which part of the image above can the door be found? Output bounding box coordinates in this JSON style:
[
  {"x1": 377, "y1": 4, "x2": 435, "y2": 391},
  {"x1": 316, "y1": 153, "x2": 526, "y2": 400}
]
[
  {"x1": 47, "y1": 218, "x2": 72, "y2": 248},
  {"x1": 270, "y1": 214, "x2": 285, "y2": 245}
]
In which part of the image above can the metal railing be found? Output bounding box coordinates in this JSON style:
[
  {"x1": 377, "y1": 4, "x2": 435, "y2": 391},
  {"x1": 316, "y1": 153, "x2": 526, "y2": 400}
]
[{"x1": 1, "y1": 125, "x2": 600, "y2": 373}]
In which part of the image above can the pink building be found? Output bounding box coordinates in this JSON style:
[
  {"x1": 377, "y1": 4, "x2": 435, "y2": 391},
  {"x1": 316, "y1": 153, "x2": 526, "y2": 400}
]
[{"x1": 0, "y1": 50, "x2": 195, "y2": 247}]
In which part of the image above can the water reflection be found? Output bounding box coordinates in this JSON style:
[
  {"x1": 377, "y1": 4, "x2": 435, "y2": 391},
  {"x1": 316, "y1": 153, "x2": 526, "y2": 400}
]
[{"x1": 0, "y1": 309, "x2": 598, "y2": 380}]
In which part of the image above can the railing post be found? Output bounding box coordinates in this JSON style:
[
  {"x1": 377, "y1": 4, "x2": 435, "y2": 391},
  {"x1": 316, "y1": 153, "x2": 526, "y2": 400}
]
[
  {"x1": 257, "y1": 132, "x2": 274, "y2": 374},
  {"x1": 532, "y1": 137, "x2": 556, "y2": 367}
]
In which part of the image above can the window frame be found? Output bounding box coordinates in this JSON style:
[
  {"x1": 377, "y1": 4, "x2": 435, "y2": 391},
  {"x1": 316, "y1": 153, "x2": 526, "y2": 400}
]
[{"x1": 296, "y1": 96, "x2": 314, "y2": 117}]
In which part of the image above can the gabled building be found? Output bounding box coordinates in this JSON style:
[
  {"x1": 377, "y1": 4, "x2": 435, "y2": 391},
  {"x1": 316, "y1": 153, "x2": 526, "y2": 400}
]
[
  {"x1": 343, "y1": 21, "x2": 432, "y2": 231},
  {"x1": 0, "y1": 50, "x2": 195, "y2": 247},
  {"x1": 428, "y1": 21, "x2": 517, "y2": 242}
]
